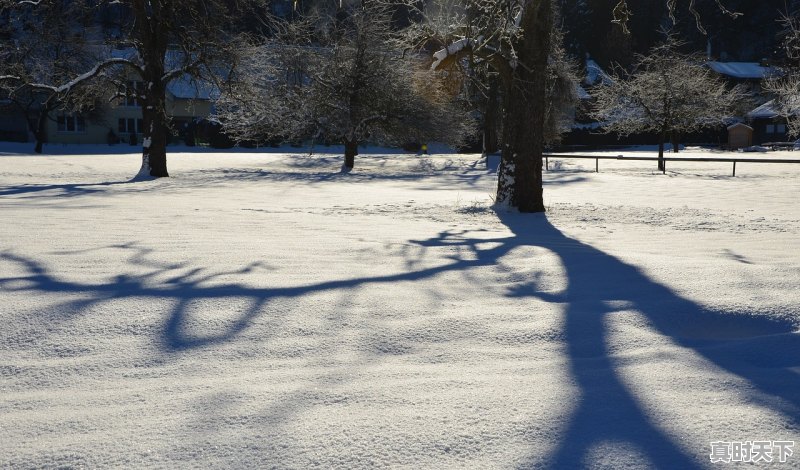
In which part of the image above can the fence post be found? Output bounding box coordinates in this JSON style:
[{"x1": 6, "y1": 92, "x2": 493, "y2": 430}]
[
  {"x1": 546, "y1": 156, "x2": 549, "y2": 171},
  {"x1": 732, "y1": 161, "x2": 736, "y2": 177},
  {"x1": 595, "y1": 158, "x2": 599, "y2": 173}
]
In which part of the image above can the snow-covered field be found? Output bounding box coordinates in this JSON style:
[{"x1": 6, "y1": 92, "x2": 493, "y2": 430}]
[{"x1": 1, "y1": 144, "x2": 799, "y2": 468}]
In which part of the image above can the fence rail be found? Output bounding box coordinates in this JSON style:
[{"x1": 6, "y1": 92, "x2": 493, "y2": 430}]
[{"x1": 543, "y1": 154, "x2": 800, "y2": 176}]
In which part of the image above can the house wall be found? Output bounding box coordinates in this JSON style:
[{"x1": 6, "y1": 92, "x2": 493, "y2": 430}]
[
  {"x1": 44, "y1": 86, "x2": 212, "y2": 145},
  {"x1": 727, "y1": 126, "x2": 752, "y2": 148},
  {"x1": 751, "y1": 117, "x2": 790, "y2": 144},
  {"x1": 44, "y1": 112, "x2": 112, "y2": 145}
]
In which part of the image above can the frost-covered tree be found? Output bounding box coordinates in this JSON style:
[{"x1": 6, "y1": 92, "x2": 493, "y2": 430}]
[
  {"x1": 1, "y1": 0, "x2": 261, "y2": 177},
  {"x1": 765, "y1": 13, "x2": 800, "y2": 138},
  {"x1": 219, "y1": 2, "x2": 474, "y2": 171},
  {"x1": 424, "y1": 0, "x2": 559, "y2": 211},
  {"x1": 413, "y1": 0, "x2": 577, "y2": 156},
  {"x1": 422, "y1": 0, "x2": 740, "y2": 212},
  {"x1": 591, "y1": 37, "x2": 745, "y2": 170}
]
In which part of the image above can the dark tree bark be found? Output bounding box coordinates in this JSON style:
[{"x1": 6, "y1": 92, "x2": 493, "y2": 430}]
[
  {"x1": 133, "y1": 0, "x2": 170, "y2": 177},
  {"x1": 496, "y1": 0, "x2": 552, "y2": 213},
  {"x1": 33, "y1": 106, "x2": 49, "y2": 154},
  {"x1": 25, "y1": 99, "x2": 54, "y2": 154},
  {"x1": 671, "y1": 131, "x2": 680, "y2": 153},
  {"x1": 343, "y1": 139, "x2": 358, "y2": 170},
  {"x1": 658, "y1": 128, "x2": 666, "y2": 171}
]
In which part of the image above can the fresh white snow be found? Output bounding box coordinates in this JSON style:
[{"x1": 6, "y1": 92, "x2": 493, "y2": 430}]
[{"x1": 1, "y1": 144, "x2": 798, "y2": 468}]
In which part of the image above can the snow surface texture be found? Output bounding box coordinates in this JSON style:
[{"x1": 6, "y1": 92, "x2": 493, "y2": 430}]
[{"x1": 1, "y1": 144, "x2": 799, "y2": 468}]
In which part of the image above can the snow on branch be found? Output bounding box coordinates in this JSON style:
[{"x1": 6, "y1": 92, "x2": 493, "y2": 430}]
[
  {"x1": 25, "y1": 58, "x2": 141, "y2": 96},
  {"x1": 431, "y1": 38, "x2": 473, "y2": 71}
]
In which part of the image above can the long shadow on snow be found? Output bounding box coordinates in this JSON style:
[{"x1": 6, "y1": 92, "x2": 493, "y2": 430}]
[
  {"x1": 1, "y1": 214, "x2": 797, "y2": 467},
  {"x1": 490, "y1": 214, "x2": 799, "y2": 468},
  {"x1": 0, "y1": 178, "x2": 147, "y2": 199}
]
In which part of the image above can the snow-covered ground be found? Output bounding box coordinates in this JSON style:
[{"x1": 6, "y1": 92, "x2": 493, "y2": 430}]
[{"x1": 1, "y1": 143, "x2": 798, "y2": 468}]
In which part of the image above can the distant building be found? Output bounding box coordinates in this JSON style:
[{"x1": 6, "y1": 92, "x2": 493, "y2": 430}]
[
  {"x1": 726, "y1": 122, "x2": 753, "y2": 149},
  {"x1": 1, "y1": 48, "x2": 217, "y2": 146},
  {"x1": 46, "y1": 74, "x2": 215, "y2": 146},
  {"x1": 706, "y1": 61, "x2": 782, "y2": 81},
  {"x1": 705, "y1": 61, "x2": 783, "y2": 100},
  {"x1": 746, "y1": 100, "x2": 795, "y2": 144}
]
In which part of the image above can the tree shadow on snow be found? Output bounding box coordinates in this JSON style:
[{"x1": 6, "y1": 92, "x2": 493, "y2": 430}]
[
  {"x1": 0, "y1": 180, "x2": 137, "y2": 198},
  {"x1": 489, "y1": 214, "x2": 799, "y2": 468},
  {"x1": 0, "y1": 214, "x2": 798, "y2": 467}
]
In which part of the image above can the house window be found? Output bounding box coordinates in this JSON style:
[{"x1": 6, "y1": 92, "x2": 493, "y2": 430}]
[
  {"x1": 766, "y1": 124, "x2": 776, "y2": 134},
  {"x1": 777, "y1": 124, "x2": 787, "y2": 134},
  {"x1": 57, "y1": 114, "x2": 86, "y2": 133},
  {"x1": 118, "y1": 118, "x2": 144, "y2": 134},
  {"x1": 124, "y1": 80, "x2": 144, "y2": 107}
]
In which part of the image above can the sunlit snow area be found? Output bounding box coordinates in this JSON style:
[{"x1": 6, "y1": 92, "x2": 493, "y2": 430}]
[{"x1": 1, "y1": 143, "x2": 799, "y2": 468}]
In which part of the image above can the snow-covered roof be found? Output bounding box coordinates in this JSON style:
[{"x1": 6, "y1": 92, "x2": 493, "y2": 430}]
[
  {"x1": 576, "y1": 84, "x2": 591, "y2": 100},
  {"x1": 584, "y1": 58, "x2": 614, "y2": 86},
  {"x1": 706, "y1": 61, "x2": 782, "y2": 80},
  {"x1": 747, "y1": 100, "x2": 800, "y2": 119},
  {"x1": 747, "y1": 100, "x2": 780, "y2": 119}
]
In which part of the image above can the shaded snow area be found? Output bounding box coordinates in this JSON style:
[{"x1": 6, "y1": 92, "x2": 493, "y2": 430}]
[{"x1": 1, "y1": 145, "x2": 799, "y2": 468}]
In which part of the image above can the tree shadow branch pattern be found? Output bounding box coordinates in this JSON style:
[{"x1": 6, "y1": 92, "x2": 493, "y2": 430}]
[{"x1": 1, "y1": 214, "x2": 797, "y2": 467}]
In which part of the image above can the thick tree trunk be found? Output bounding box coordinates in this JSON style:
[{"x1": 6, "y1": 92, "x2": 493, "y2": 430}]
[
  {"x1": 133, "y1": 0, "x2": 170, "y2": 178},
  {"x1": 496, "y1": 0, "x2": 552, "y2": 213},
  {"x1": 671, "y1": 131, "x2": 680, "y2": 153},
  {"x1": 343, "y1": 139, "x2": 358, "y2": 170},
  {"x1": 141, "y1": 86, "x2": 170, "y2": 177}
]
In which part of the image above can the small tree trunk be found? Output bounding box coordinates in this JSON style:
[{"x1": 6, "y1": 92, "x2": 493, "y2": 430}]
[
  {"x1": 671, "y1": 131, "x2": 680, "y2": 153},
  {"x1": 658, "y1": 131, "x2": 666, "y2": 172},
  {"x1": 33, "y1": 104, "x2": 51, "y2": 154},
  {"x1": 133, "y1": 0, "x2": 170, "y2": 178},
  {"x1": 141, "y1": 96, "x2": 170, "y2": 177},
  {"x1": 343, "y1": 139, "x2": 358, "y2": 170}
]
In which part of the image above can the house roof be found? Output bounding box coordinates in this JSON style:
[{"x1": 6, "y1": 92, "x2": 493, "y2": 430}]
[
  {"x1": 747, "y1": 100, "x2": 780, "y2": 119},
  {"x1": 727, "y1": 122, "x2": 753, "y2": 131},
  {"x1": 706, "y1": 61, "x2": 782, "y2": 80},
  {"x1": 576, "y1": 84, "x2": 591, "y2": 100},
  {"x1": 746, "y1": 99, "x2": 800, "y2": 119}
]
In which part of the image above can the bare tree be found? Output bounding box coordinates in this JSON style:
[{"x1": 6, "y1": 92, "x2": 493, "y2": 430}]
[
  {"x1": 591, "y1": 37, "x2": 746, "y2": 170},
  {"x1": 219, "y1": 2, "x2": 474, "y2": 171},
  {"x1": 1, "y1": 0, "x2": 261, "y2": 177},
  {"x1": 0, "y1": 1, "x2": 105, "y2": 153}
]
